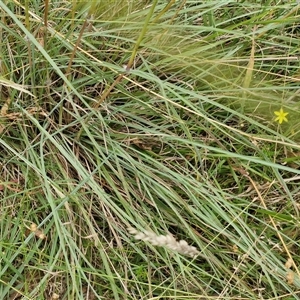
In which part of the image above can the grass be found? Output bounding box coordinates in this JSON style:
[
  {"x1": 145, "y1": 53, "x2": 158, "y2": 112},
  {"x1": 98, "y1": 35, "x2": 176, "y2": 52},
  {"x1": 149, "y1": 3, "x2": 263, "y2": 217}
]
[{"x1": 1, "y1": 0, "x2": 300, "y2": 299}]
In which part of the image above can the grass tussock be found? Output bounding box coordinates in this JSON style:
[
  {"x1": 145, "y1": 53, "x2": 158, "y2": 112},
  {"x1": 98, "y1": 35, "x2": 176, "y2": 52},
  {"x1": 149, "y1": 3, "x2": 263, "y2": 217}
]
[{"x1": 1, "y1": 0, "x2": 300, "y2": 299}]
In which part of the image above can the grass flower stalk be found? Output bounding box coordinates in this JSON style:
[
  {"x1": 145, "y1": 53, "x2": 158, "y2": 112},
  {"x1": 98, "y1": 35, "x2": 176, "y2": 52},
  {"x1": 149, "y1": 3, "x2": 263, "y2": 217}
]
[{"x1": 128, "y1": 227, "x2": 199, "y2": 258}]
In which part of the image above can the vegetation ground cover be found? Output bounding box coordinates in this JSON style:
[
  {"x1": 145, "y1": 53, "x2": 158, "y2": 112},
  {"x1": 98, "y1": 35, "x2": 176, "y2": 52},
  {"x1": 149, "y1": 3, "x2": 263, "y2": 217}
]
[{"x1": 1, "y1": 1, "x2": 300, "y2": 299}]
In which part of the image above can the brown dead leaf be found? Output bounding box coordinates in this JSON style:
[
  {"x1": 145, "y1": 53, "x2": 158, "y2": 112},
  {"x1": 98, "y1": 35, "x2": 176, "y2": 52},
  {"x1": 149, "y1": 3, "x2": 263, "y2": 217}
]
[
  {"x1": 0, "y1": 97, "x2": 11, "y2": 116},
  {"x1": 131, "y1": 138, "x2": 154, "y2": 150}
]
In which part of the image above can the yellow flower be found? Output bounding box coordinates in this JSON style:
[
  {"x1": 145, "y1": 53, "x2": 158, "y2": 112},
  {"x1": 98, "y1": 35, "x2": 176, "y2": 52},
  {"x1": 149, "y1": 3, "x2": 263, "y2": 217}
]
[{"x1": 274, "y1": 108, "x2": 288, "y2": 124}]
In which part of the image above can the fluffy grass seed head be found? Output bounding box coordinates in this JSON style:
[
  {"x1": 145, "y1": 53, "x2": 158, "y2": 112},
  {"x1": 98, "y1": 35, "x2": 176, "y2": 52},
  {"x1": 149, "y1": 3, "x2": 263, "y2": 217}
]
[
  {"x1": 128, "y1": 227, "x2": 199, "y2": 258},
  {"x1": 274, "y1": 107, "x2": 288, "y2": 124}
]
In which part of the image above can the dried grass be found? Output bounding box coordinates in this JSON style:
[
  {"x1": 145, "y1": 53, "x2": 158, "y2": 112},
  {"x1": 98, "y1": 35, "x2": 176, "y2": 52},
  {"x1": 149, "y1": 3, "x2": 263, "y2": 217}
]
[{"x1": 128, "y1": 227, "x2": 199, "y2": 258}]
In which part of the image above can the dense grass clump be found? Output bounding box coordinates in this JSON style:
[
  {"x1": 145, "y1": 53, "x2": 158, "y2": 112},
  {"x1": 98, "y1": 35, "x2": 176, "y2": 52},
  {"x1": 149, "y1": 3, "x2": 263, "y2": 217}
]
[{"x1": 1, "y1": 1, "x2": 300, "y2": 299}]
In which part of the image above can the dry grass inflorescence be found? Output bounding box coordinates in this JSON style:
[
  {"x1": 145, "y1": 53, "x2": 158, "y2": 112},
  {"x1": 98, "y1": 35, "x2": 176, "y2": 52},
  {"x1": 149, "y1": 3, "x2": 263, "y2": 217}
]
[{"x1": 128, "y1": 227, "x2": 200, "y2": 258}]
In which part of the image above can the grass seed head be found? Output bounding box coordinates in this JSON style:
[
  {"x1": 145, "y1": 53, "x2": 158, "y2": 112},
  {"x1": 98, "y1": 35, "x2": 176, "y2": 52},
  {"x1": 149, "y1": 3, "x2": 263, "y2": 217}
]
[{"x1": 128, "y1": 227, "x2": 199, "y2": 258}]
